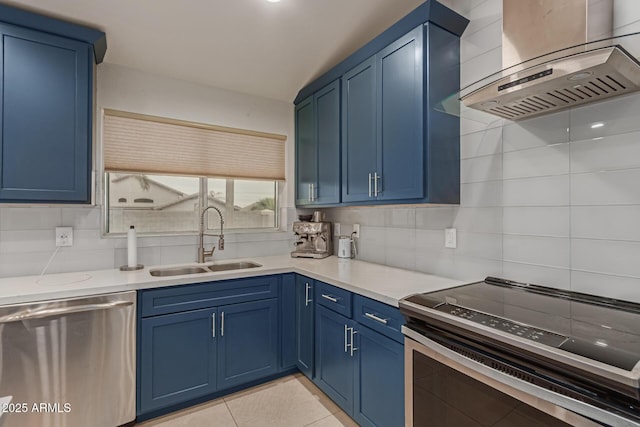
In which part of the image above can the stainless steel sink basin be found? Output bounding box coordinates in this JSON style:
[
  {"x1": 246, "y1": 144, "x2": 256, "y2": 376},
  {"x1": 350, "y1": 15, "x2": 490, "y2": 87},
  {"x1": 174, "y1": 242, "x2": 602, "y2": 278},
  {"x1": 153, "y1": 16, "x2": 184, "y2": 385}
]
[
  {"x1": 149, "y1": 261, "x2": 262, "y2": 277},
  {"x1": 207, "y1": 261, "x2": 262, "y2": 272},
  {"x1": 149, "y1": 266, "x2": 209, "y2": 277}
]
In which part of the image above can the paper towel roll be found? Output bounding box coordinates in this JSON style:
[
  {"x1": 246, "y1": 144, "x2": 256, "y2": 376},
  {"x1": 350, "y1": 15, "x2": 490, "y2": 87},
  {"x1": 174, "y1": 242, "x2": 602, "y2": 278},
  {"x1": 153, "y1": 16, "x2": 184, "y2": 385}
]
[{"x1": 127, "y1": 225, "x2": 137, "y2": 268}]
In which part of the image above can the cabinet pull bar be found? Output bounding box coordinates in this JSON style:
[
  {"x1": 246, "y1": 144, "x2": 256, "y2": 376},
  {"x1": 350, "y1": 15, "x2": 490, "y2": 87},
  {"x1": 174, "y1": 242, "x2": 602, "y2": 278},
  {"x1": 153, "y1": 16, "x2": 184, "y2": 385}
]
[
  {"x1": 221, "y1": 311, "x2": 225, "y2": 337},
  {"x1": 350, "y1": 329, "x2": 358, "y2": 357},
  {"x1": 321, "y1": 294, "x2": 338, "y2": 303},
  {"x1": 368, "y1": 173, "x2": 372, "y2": 197},
  {"x1": 344, "y1": 324, "x2": 349, "y2": 352},
  {"x1": 308, "y1": 184, "x2": 312, "y2": 202},
  {"x1": 305, "y1": 283, "x2": 311, "y2": 306},
  {"x1": 364, "y1": 312, "x2": 388, "y2": 324},
  {"x1": 374, "y1": 172, "x2": 379, "y2": 197},
  {"x1": 212, "y1": 314, "x2": 216, "y2": 338}
]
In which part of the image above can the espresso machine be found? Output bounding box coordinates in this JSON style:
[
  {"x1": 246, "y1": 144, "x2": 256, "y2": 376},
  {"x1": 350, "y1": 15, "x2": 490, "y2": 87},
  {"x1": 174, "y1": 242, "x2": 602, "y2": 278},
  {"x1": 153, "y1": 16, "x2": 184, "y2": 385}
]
[{"x1": 291, "y1": 221, "x2": 332, "y2": 259}]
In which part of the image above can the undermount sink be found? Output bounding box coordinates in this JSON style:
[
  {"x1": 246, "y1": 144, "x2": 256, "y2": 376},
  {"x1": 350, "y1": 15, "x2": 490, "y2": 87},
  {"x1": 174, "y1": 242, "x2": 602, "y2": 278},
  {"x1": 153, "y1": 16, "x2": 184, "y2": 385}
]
[
  {"x1": 149, "y1": 266, "x2": 209, "y2": 277},
  {"x1": 149, "y1": 261, "x2": 262, "y2": 277},
  {"x1": 207, "y1": 261, "x2": 262, "y2": 272}
]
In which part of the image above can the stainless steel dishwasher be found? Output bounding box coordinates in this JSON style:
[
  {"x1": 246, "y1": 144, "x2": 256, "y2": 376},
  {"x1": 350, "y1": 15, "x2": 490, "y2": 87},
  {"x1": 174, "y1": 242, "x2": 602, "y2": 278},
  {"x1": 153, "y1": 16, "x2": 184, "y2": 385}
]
[{"x1": 0, "y1": 291, "x2": 136, "y2": 427}]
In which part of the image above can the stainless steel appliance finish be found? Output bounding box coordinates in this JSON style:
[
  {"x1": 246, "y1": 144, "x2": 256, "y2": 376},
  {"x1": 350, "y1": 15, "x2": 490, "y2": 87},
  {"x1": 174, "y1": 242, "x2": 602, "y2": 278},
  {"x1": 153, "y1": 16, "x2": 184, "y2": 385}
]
[
  {"x1": 291, "y1": 221, "x2": 332, "y2": 259},
  {"x1": 0, "y1": 291, "x2": 136, "y2": 427},
  {"x1": 460, "y1": 0, "x2": 640, "y2": 120},
  {"x1": 399, "y1": 277, "x2": 640, "y2": 426}
]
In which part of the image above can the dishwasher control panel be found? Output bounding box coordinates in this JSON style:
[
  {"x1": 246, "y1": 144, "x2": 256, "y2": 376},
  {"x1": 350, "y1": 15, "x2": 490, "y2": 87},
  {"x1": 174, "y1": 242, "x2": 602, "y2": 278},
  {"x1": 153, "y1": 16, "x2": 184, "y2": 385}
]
[{"x1": 435, "y1": 304, "x2": 567, "y2": 347}]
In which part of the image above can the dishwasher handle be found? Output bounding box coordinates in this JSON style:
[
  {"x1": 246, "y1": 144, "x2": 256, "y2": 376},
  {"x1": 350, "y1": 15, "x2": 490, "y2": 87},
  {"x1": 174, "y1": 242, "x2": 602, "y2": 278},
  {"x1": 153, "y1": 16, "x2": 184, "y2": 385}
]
[{"x1": 0, "y1": 300, "x2": 134, "y2": 323}]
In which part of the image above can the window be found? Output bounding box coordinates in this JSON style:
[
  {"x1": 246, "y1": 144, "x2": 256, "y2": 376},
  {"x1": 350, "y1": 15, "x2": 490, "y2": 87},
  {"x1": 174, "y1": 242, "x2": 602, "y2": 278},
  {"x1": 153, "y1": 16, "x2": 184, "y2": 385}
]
[{"x1": 102, "y1": 110, "x2": 285, "y2": 235}]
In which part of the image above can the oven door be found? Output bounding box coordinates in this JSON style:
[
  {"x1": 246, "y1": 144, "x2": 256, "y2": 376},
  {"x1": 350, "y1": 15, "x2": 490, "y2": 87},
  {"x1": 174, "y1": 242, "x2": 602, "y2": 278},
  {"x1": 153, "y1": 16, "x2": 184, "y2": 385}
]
[{"x1": 403, "y1": 326, "x2": 638, "y2": 427}]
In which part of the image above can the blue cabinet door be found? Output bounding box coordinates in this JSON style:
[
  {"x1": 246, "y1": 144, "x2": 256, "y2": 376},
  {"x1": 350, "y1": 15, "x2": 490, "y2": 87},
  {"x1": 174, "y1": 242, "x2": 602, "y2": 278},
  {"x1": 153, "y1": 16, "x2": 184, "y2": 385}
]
[
  {"x1": 342, "y1": 57, "x2": 377, "y2": 203},
  {"x1": 295, "y1": 96, "x2": 316, "y2": 206},
  {"x1": 0, "y1": 23, "x2": 91, "y2": 203},
  {"x1": 314, "y1": 305, "x2": 355, "y2": 415},
  {"x1": 314, "y1": 80, "x2": 341, "y2": 205},
  {"x1": 139, "y1": 308, "x2": 217, "y2": 413},
  {"x1": 217, "y1": 298, "x2": 279, "y2": 389},
  {"x1": 377, "y1": 27, "x2": 424, "y2": 201},
  {"x1": 295, "y1": 275, "x2": 315, "y2": 378},
  {"x1": 353, "y1": 325, "x2": 404, "y2": 427}
]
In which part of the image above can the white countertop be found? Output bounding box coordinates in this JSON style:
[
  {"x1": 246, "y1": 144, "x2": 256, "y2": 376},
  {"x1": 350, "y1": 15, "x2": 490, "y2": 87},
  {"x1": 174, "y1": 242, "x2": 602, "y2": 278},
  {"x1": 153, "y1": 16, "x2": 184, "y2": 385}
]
[{"x1": 0, "y1": 255, "x2": 467, "y2": 307}]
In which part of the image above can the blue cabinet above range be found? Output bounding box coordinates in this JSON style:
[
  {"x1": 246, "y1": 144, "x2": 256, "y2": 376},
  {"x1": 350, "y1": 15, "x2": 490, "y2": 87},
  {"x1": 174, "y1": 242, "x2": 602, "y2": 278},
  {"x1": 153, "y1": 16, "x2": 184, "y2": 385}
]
[
  {"x1": 294, "y1": 0, "x2": 468, "y2": 207},
  {"x1": 0, "y1": 4, "x2": 105, "y2": 204}
]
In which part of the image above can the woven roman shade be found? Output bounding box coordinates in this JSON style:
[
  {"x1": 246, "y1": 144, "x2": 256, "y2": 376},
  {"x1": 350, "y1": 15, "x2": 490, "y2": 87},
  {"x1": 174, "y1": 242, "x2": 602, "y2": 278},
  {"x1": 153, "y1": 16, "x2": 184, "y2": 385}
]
[{"x1": 103, "y1": 109, "x2": 286, "y2": 180}]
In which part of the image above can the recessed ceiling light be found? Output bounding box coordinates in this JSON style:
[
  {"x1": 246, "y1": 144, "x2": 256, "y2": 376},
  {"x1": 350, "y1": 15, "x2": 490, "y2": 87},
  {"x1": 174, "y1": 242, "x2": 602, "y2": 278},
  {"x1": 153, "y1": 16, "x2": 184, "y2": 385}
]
[
  {"x1": 266, "y1": 0, "x2": 280, "y2": 2},
  {"x1": 591, "y1": 122, "x2": 604, "y2": 129}
]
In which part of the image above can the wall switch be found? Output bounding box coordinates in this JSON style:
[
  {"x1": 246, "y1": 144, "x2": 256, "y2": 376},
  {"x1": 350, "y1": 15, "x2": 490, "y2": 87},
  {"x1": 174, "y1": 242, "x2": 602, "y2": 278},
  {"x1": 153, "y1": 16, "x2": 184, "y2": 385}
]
[
  {"x1": 334, "y1": 223, "x2": 341, "y2": 236},
  {"x1": 352, "y1": 224, "x2": 360, "y2": 239},
  {"x1": 445, "y1": 228, "x2": 457, "y2": 249},
  {"x1": 56, "y1": 227, "x2": 73, "y2": 247}
]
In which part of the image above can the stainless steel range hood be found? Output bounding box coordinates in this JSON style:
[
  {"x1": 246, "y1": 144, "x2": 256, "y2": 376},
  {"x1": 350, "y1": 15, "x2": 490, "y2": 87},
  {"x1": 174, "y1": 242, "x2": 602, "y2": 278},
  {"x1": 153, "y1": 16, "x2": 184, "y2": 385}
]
[{"x1": 460, "y1": 0, "x2": 640, "y2": 121}]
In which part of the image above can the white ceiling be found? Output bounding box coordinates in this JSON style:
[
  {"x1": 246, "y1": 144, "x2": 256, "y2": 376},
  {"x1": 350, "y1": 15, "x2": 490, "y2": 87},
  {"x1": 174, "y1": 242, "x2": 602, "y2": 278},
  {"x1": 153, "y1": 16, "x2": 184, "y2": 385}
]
[{"x1": 3, "y1": 0, "x2": 425, "y2": 102}]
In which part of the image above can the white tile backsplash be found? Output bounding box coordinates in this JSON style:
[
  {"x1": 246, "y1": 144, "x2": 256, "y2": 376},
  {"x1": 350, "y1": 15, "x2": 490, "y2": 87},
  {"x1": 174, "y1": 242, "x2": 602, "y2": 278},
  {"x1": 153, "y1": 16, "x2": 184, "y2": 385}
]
[
  {"x1": 571, "y1": 168, "x2": 640, "y2": 205},
  {"x1": 503, "y1": 235, "x2": 570, "y2": 269},
  {"x1": 503, "y1": 175, "x2": 570, "y2": 207},
  {"x1": 572, "y1": 239, "x2": 640, "y2": 278},
  {"x1": 571, "y1": 131, "x2": 640, "y2": 174},
  {"x1": 460, "y1": 127, "x2": 502, "y2": 159},
  {"x1": 572, "y1": 206, "x2": 640, "y2": 241},
  {"x1": 503, "y1": 144, "x2": 570, "y2": 180},
  {"x1": 503, "y1": 207, "x2": 570, "y2": 237},
  {"x1": 460, "y1": 154, "x2": 502, "y2": 183}
]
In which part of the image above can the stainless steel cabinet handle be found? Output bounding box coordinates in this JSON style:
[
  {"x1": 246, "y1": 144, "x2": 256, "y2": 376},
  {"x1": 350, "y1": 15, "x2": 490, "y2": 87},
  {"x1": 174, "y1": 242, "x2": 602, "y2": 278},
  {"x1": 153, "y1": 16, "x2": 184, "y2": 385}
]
[
  {"x1": 364, "y1": 312, "x2": 388, "y2": 325},
  {"x1": 368, "y1": 173, "x2": 372, "y2": 197},
  {"x1": 305, "y1": 283, "x2": 312, "y2": 306},
  {"x1": 212, "y1": 314, "x2": 216, "y2": 338},
  {"x1": 374, "y1": 172, "x2": 380, "y2": 197},
  {"x1": 321, "y1": 294, "x2": 338, "y2": 303},
  {"x1": 221, "y1": 311, "x2": 225, "y2": 337},
  {"x1": 308, "y1": 184, "x2": 312, "y2": 202},
  {"x1": 0, "y1": 301, "x2": 133, "y2": 323},
  {"x1": 350, "y1": 329, "x2": 358, "y2": 357},
  {"x1": 344, "y1": 324, "x2": 349, "y2": 353}
]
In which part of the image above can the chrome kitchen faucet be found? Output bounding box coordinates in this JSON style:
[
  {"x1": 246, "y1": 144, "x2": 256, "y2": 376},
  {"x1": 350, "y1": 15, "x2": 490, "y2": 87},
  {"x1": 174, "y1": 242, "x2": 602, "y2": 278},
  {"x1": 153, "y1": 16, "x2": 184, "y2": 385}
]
[{"x1": 198, "y1": 206, "x2": 224, "y2": 263}]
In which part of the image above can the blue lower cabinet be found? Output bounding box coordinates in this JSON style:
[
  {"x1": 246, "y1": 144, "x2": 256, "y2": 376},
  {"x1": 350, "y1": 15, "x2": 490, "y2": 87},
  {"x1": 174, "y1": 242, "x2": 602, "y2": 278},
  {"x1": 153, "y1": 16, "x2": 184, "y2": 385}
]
[
  {"x1": 139, "y1": 308, "x2": 218, "y2": 413},
  {"x1": 295, "y1": 275, "x2": 315, "y2": 378},
  {"x1": 314, "y1": 305, "x2": 356, "y2": 414},
  {"x1": 354, "y1": 325, "x2": 404, "y2": 427},
  {"x1": 217, "y1": 298, "x2": 279, "y2": 389}
]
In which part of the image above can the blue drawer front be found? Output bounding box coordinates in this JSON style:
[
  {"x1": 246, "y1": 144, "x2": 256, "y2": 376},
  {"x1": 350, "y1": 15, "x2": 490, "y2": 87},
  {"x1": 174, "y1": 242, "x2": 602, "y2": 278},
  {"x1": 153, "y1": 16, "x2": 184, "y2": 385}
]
[
  {"x1": 141, "y1": 275, "x2": 279, "y2": 317},
  {"x1": 353, "y1": 295, "x2": 404, "y2": 343},
  {"x1": 316, "y1": 281, "x2": 352, "y2": 318}
]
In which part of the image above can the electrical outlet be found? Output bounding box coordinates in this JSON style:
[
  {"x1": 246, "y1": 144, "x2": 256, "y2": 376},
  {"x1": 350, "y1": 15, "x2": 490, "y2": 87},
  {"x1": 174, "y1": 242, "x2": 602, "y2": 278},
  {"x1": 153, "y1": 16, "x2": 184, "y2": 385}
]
[
  {"x1": 56, "y1": 227, "x2": 73, "y2": 247},
  {"x1": 352, "y1": 224, "x2": 360, "y2": 239},
  {"x1": 334, "y1": 223, "x2": 341, "y2": 236},
  {"x1": 445, "y1": 228, "x2": 456, "y2": 249}
]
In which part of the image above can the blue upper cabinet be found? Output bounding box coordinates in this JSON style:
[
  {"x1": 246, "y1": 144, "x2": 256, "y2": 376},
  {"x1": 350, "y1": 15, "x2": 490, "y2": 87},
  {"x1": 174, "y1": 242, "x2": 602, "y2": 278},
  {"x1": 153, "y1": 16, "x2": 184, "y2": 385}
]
[
  {"x1": 342, "y1": 58, "x2": 377, "y2": 203},
  {"x1": 295, "y1": 1, "x2": 468, "y2": 206},
  {"x1": 295, "y1": 80, "x2": 341, "y2": 207},
  {"x1": 0, "y1": 5, "x2": 105, "y2": 204}
]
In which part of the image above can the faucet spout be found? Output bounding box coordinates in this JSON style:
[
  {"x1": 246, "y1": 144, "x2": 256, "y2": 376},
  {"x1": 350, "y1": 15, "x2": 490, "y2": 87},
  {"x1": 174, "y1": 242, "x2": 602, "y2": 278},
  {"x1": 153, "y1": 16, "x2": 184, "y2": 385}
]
[{"x1": 198, "y1": 206, "x2": 225, "y2": 263}]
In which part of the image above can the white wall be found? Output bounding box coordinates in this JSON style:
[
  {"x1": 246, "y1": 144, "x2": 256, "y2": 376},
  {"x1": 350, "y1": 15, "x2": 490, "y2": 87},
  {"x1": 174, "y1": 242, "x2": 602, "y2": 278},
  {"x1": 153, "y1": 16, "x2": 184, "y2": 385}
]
[
  {"x1": 0, "y1": 64, "x2": 296, "y2": 278},
  {"x1": 327, "y1": 0, "x2": 640, "y2": 303}
]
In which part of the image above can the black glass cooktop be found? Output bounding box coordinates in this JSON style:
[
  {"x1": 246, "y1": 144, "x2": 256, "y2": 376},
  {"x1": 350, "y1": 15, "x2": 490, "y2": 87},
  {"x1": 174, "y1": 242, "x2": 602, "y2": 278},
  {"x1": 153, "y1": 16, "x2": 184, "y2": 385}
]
[{"x1": 403, "y1": 277, "x2": 640, "y2": 371}]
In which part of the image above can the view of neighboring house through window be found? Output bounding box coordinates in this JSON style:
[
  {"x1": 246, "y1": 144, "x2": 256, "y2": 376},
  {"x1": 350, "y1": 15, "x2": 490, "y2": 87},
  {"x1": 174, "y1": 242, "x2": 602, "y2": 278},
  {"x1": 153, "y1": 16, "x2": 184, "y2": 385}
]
[
  {"x1": 102, "y1": 109, "x2": 285, "y2": 235},
  {"x1": 106, "y1": 174, "x2": 277, "y2": 234}
]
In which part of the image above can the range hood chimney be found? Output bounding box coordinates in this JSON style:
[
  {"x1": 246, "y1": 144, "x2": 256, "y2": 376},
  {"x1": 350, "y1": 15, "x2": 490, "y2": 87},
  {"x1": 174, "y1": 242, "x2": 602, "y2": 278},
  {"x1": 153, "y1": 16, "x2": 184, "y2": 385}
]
[{"x1": 461, "y1": 0, "x2": 640, "y2": 121}]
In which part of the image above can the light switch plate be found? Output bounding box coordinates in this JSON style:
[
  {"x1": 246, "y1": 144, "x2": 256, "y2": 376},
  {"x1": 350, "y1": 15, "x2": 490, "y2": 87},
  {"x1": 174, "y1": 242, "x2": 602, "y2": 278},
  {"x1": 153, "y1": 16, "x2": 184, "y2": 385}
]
[
  {"x1": 445, "y1": 228, "x2": 456, "y2": 249},
  {"x1": 352, "y1": 224, "x2": 360, "y2": 239},
  {"x1": 334, "y1": 223, "x2": 341, "y2": 236},
  {"x1": 56, "y1": 227, "x2": 73, "y2": 247}
]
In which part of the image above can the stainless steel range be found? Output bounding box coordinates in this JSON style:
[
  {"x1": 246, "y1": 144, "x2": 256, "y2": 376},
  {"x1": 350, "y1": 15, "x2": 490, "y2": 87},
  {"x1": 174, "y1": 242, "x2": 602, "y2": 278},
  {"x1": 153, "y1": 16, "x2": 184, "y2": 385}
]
[{"x1": 399, "y1": 277, "x2": 640, "y2": 426}]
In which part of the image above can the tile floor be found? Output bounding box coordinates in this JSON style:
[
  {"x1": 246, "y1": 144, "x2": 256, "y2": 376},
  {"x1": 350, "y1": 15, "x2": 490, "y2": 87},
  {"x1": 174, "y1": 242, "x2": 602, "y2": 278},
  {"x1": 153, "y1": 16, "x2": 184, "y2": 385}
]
[{"x1": 136, "y1": 373, "x2": 359, "y2": 427}]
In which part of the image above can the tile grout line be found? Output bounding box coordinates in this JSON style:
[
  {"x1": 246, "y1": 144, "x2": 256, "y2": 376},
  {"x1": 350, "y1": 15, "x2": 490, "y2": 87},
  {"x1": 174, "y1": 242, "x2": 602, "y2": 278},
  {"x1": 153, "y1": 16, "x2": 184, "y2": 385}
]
[{"x1": 222, "y1": 398, "x2": 240, "y2": 427}]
